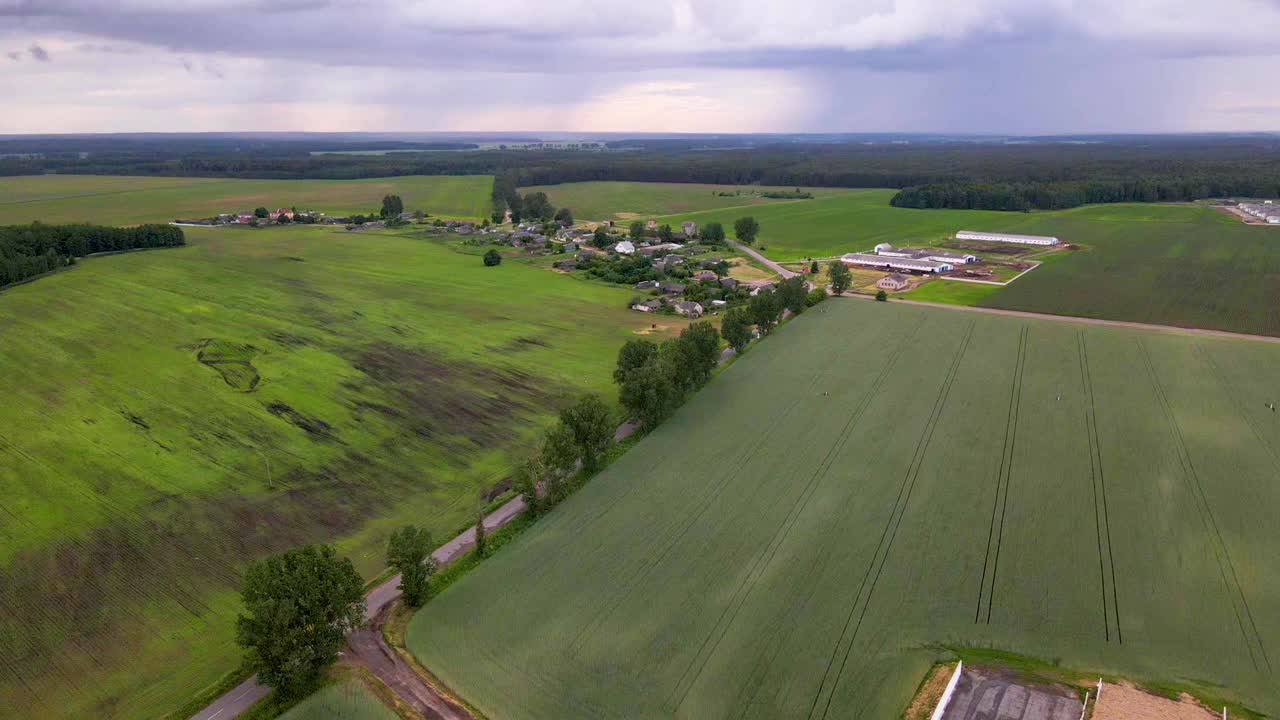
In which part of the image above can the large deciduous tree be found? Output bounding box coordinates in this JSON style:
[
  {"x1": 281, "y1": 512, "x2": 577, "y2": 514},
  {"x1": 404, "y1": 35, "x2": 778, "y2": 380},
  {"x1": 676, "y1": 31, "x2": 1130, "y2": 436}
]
[
  {"x1": 235, "y1": 545, "x2": 365, "y2": 697},
  {"x1": 386, "y1": 526, "x2": 436, "y2": 608},
  {"x1": 558, "y1": 394, "x2": 614, "y2": 471},
  {"x1": 614, "y1": 338, "x2": 659, "y2": 384},
  {"x1": 733, "y1": 216, "x2": 760, "y2": 245},
  {"x1": 828, "y1": 260, "x2": 852, "y2": 295},
  {"x1": 720, "y1": 308, "x2": 753, "y2": 353},
  {"x1": 380, "y1": 194, "x2": 404, "y2": 218},
  {"x1": 701, "y1": 222, "x2": 726, "y2": 245}
]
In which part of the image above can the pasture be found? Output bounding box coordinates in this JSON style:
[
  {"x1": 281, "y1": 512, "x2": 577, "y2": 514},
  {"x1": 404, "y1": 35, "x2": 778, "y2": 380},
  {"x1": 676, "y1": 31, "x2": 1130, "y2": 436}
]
[
  {"x1": 523, "y1": 181, "x2": 853, "y2": 221},
  {"x1": 0, "y1": 224, "x2": 680, "y2": 718},
  {"x1": 410, "y1": 298, "x2": 1280, "y2": 719},
  {"x1": 0, "y1": 174, "x2": 494, "y2": 225}
]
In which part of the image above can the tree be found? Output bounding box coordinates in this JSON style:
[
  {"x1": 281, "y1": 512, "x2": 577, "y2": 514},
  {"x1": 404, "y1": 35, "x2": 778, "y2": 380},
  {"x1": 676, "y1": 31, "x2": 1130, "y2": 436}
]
[
  {"x1": 559, "y1": 394, "x2": 613, "y2": 471},
  {"x1": 254, "y1": 207, "x2": 269, "y2": 218},
  {"x1": 876, "y1": 289, "x2": 888, "y2": 301},
  {"x1": 748, "y1": 290, "x2": 783, "y2": 334},
  {"x1": 672, "y1": 322, "x2": 721, "y2": 389},
  {"x1": 276, "y1": 213, "x2": 292, "y2": 224},
  {"x1": 810, "y1": 260, "x2": 819, "y2": 274},
  {"x1": 777, "y1": 276, "x2": 808, "y2": 315},
  {"x1": 381, "y1": 194, "x2": 404, "y2": 218},
  {"x1": 522, "y1": 192, "x2": 555, "y2": 221},
  {"x1": 386, "y1": 526, "x2": 435, "y2": 608},
  {"x1": 702, "y1": 222, "x2": 726, "y2": 245},
  {"x1": 483, "y1": 249, "x2": 502, "y2": 266},
  {"x1": 828, "y1": 260, "x2": 852, "y2": 295},
  {"x1": 733, "y1": 216, "x2": 760, "y2": 244},
  {"x1": 473, "y1": 512, "x2": 488, "y2": 558},
  {"x1": 235, "y1": 545, "x2": 365, "y2": 697},
  {"x1": 658, "y1": 224, "x2": 674, "y2": 242},
  {"x1": 629, "y1": 220, "x2": 645, "y2": 240},
  {"x1": 515, "y1": 455, "x2": 546, "y2": 516},
  {"x1": 721, "y1": 308, "x2": 753, "y2": 353},
  {"x1": 806, "y1": 288, "x2": 827, "y2": 306},
  {"x1": 554, "y1": 207, "x2": 574, "y2": 226},
  {"x1": 618, "y1": 356, "x2": 681, "y2": 430},
  {"x1": 592, "y1": 226, "x2": 610, "y2": 249},
  {"x1": 614, "y1": 338, "x2": 658, "y2": 384}
]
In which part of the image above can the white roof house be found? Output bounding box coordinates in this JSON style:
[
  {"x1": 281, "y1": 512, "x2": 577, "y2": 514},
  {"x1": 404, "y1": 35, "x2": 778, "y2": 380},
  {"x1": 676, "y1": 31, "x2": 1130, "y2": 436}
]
[
  {"x1": 955, "y1": 230, "x2": 1059, "y2": 246},
  {"x1": 614, "y1": 240, "x2": 636, "y2": 255},
  {"x1": 841, "y1": 253, "x2": 953, "y2": 273}
]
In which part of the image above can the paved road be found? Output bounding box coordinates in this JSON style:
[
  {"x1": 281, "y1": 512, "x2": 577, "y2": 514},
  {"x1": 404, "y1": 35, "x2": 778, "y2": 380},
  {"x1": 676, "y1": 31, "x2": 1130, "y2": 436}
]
[
  {"x1": 728, "y1": 239, "x2": 797, "y2": 278},
  {"x1": 191, "y1": 420, "x2": 643, "y2": 720},
  {"x1": 844, "y1": 292, "x2": 1280, "y2": 345}
]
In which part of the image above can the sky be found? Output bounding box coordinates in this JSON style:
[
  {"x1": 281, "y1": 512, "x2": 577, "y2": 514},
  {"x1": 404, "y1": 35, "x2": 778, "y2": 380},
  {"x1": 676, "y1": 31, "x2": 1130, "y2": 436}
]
[{"x1": 2, "y1": 0, "x2": 1280, "y2": 135}]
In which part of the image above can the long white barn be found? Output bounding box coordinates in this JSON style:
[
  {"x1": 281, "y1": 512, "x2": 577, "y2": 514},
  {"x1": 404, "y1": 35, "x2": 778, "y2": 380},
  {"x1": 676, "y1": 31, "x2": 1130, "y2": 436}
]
[
  {"x1": 955, "y1": 230, "x2": 1059, "y2": 246},
  {"x1": 841, "y1": 253, "x2": 953, "y2": 273}
]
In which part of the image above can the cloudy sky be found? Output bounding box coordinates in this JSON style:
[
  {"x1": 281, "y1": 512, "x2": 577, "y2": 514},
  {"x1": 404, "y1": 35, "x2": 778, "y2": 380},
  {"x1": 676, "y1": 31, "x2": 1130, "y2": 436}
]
[{"x1": 3, "y1": 0, "x2": 1280, "y2": 135}]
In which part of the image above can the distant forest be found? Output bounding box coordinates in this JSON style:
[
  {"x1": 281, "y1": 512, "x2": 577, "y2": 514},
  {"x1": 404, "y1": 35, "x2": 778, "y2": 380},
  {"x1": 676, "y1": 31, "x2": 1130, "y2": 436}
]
[
  {"x1": 0, "y1": 223, "x2": 185, "y2": 287},
  {"x1": 5, "y1": 135, "x2": 1280, "y2": 212}
]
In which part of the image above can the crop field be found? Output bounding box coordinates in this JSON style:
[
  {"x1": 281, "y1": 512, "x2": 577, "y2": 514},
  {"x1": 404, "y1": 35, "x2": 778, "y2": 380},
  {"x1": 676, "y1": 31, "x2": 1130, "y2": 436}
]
[
  {"x1": 522, "y1": 181, "x2": 855, "y2": 221},
  {"x1": 277, "y1": 681, "x2": 399, "y2": 720},
  {"x1": 0, "y1": 174, "x2": 494, "y2": 225},
  {"x1": 410, "y1": 298, "x2": 1280, "y2": 719},
  {"x1": 0, "y1": 224, "x2": 682, "y2": 718}
]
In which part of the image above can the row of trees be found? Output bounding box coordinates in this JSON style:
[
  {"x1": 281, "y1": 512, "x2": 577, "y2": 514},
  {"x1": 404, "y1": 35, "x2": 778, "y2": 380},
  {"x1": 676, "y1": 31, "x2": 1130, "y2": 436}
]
[
  {"x1": 490, "y1": 181, "x2": 574, "y2": 225},
  {"x1": 0, "y1": 222, "x2": 185, "y2": 287},
  {"x1": 887, "y1": 179, "x2": 1260, "y2": 211},
  {"x1": 614, "y1": 323, "x2": 722, "y2": 430}
]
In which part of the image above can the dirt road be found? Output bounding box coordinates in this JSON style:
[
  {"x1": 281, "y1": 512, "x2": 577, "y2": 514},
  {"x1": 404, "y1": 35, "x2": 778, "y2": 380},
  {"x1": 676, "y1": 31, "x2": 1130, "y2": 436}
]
[
  {"x1": 728, "y1": 239, "x2": 797, "y2": 278},
  {"x1": 845, "y1": 292, "x2": 1280, "y2": 345},
  {"x1": 191, "y1": 420, "x2": 642, "y2": 720}
]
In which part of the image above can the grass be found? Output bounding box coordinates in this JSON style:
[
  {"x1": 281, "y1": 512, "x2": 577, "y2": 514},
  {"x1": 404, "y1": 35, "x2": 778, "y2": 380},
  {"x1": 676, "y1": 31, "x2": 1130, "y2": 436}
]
[
  {"x1": 273, "y1": 680, "x2": 399, "y2": 720},
  {"x1": 0, "y1": 223, "x2": 689, "y2": 719},
  {"x1": 522, "y1": 181, "x2": 855, "y2": 221},
  {"x1": 0, "y1": 174, "x2": 494, "y2": 224},
  {"x1": 905, "y1": 279, "x2": 1004, "y2": 305},
  {"x1": 408, "y1": 298, "x2": 1280, "y2": 719}
]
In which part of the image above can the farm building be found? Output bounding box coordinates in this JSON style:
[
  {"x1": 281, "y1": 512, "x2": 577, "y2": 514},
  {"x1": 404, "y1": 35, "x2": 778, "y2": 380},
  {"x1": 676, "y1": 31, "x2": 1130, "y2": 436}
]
[
  {"x1": 841, "y1": 253, "x2": 953, "y2": 274},
  {"x1": 874, "y1": 244, "x2": 976, "y2": 264},
  {"x1": 1238, "y1": 202, "x2": 1280, "y2": 223},
  {"x1": 673, "y1": 301, "x2": 704, "y2": 318},
  {"x1": 955, "y1": 230, "x2": 1059, "y2": 246},
  {"x1": 614, "y1": 240, "x2": 636, "y2": 255},
  {"x1": 877, "y1": 274, "x2": 910, "y2": 291}
]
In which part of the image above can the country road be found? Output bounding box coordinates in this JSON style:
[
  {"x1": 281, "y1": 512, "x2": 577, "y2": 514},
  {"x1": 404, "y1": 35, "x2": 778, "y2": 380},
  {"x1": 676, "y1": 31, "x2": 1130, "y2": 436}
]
[
  {"x1": 728, "y1": 239, "x2": 796, "y2": 278},
  {"x1": 191, "y1": 420, "x2": 642, "y2": 720}
]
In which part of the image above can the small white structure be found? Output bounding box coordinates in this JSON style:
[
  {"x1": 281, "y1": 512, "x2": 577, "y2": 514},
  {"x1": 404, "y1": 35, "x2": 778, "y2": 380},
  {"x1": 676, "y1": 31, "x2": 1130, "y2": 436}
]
[
  {"x1": 841, "y1": 253, "x2": 952, "y2": 273},
  {"x1": 614, "y1": 240, "x2": 636, "y2": 255},
  {"x1": 955, "y1": 230, "x2": 1059, "y2": 246},
  {"x1": 873, "y1": 242, "x2": 894, "y2": 253}
]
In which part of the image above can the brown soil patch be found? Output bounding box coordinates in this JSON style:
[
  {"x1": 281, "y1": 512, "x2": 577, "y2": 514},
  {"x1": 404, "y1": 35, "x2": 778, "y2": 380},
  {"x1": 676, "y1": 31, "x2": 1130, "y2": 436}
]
[
  {"x1": 634, "y1": 324, "x2": 676, "y2": 335},
  {"x1": 903, "y1": 663, "x2": 957, "y2": 720},
  {"x1": 1092, "y1": 682, "x2": 1217, "y2": 720}
]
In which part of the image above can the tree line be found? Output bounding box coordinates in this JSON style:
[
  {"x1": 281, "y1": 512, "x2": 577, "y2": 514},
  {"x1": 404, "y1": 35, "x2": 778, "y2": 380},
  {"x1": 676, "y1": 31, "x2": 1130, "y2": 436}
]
[{"x1": 0, "y1": 223, "x2": 185, "y2": 287}]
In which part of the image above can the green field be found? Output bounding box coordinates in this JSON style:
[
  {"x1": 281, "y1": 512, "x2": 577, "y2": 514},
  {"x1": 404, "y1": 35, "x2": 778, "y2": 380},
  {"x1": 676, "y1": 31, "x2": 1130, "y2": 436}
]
[
  {"x1": 277, "y1": 681, "x2": 399, "y2": 720},
  {"x1": 0, "y1": 174, "x2": 494, "y2": 224},
  {"x1": 524, "y1": 181, "x2": 854, "y2": 221},
  {"x1": 410, "y1": 299, "x2": 1280, "y2": 719},
  {"x1": 0, "y1": 224, "x2": 685, "y2": 718},
  {"x1": 650, "y1": 188, "x2": 1280, "y2": 336}
]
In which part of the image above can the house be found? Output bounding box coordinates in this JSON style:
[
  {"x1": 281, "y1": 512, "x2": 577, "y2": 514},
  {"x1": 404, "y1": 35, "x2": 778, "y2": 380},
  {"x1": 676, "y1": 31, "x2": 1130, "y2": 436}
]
[
  {"x1": 954, "y1": 230, "x2": 1059, "y2": 246},
  {"x1": 632, "y1": 299, "x2": 664, "y2": 312},
  {"x1": 749, "y1": 282, "x2": 776, "y2": 296},
  {"x1": 694, "y1": 270, "x2": 717, "y2": 282},
  {"x1": 682, "y1": 221, "x2": 698, "y2": 238},
  {"x1": 236, "y1": 213, "x2": 254, "y2": 224},
  {"x1": 268, "y1": 208, "x2": 294, "y2": 221},
  {"x1": 634, "y1": 280, "x2": 660, "y2": 291},
  {"x1": 699, "y1": 257, "x2": 724, "y2": 269},
  {"x1": 719, "y1": 277, "x2": 739, "y2": 289},
  {"x1": 710, "y1": 299, "x2": 728, "y2": 307},
  {"x1": 659, "y1": 282, "x2": 686, "y2": 295},
  {"x1": 673, "y1": 301, "x2": 704, "y2": 318},
  {"x1": 646, "y1": 220, "x2": 658, "y2": 230},
  {"x1": 562, "y1": 242, "x2": 579, "y2": 252},
  {"x1": 615, "y1": 240, "x2": 636, "y2": 255},
  {"x1": 877, "y1": 274, "x2": 910, "y2": 291}
]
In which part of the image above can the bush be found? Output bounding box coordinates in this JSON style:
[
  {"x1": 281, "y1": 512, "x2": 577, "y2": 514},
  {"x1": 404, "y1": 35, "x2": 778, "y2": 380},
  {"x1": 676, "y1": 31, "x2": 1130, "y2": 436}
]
[
  {"x1": 806, "y1": 288, "x2": 827, "y2": 306},
  {"x1": 483, "y1": 249, "x2": 502, "y2": 266},
  {"x1": 876, "y1": 290, "x2": 888, "y2": 301}
]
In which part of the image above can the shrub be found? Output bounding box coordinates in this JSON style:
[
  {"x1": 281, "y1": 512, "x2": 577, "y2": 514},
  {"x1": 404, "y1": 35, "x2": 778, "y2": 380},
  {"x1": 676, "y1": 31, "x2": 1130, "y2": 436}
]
[{"x1": 483, "y1": 249, "x2": 502, "y2": 266}]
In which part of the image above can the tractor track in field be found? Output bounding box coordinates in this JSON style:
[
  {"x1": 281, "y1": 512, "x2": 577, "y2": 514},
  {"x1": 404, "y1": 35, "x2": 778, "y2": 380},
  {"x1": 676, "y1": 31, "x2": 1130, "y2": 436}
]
[
  {"x1": 808, "y1": 320, "x2": 975, "y2": 720},
  {"x1": 974, "y1": 325, "x2": 1027, "y2": 625},
  {"x1": 665, "y1": 317, "x2": 926, "y2": 714},
  {"x1": 1197, "y1": 344, "x2": 1280, "y2": 474},
  {"x1": 1138, "y1": 339, "x2": 1271, "y2": 672},
  {"x1": 1078, "y1": 331, "x2": 1122, "y2": 643}
]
